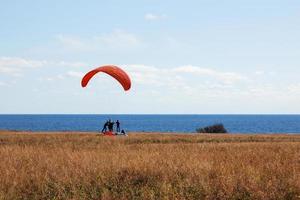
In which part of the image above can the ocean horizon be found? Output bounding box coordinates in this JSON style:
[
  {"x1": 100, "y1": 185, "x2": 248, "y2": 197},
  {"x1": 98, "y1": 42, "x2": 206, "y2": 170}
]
[{"x1": 0, "y1": 114, "x2": 300, "y2": 134}]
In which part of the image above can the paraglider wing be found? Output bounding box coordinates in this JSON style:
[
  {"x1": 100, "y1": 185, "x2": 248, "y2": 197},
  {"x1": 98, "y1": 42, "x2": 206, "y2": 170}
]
[{"x1": 81, "y1": 65, "x2": 131, "y2": 91}]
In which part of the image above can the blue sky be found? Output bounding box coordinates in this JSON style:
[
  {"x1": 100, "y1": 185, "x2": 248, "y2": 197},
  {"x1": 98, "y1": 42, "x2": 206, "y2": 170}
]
[{"x1": 0, "y1": 0, "x2": 300, "y2": 114}]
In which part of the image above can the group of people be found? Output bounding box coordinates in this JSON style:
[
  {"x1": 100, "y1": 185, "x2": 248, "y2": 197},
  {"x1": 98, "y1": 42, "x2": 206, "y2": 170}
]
[{"x1": 101, "y1": 119, "x2": 126, "y2": 135}]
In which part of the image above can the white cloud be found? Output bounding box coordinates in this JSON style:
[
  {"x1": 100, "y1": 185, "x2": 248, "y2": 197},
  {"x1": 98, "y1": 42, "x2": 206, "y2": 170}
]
[
  {"x1": 287, "y1": 83, "x2": 300, "y2": 94},
  {"x1": 0, "y1": 57, "x2": 46, "y2": 68},
  {"x1": 0, "y1": 57, "x2": 47, "y2": 76},
  {"x1": 0, "y1": 58, "x2": 286, "y2": 100},
  {"x1": 94, "y1": 30, "x2": 140, "y2": 47},
  {"x1": 0, "y1": 58, "x2": 249, "y2": 91},
  {"x1": 0, "y1": 66, "x2": 21, "y2": 75},
  {"x1": 123, "y1": 65, "x2": 248, "y2": 89},
  {"x1": 56, "y1": 35, "x2": 92, "y2": 52},
  {"x1": 0, "y1": 57, "x2": 45, "y2": 76},
  {"x1": 255, "y1": 70, "x2": 265, "y2": 75},
  {"x1": 67, "y1": 71, "x2": 84, "y2": 78},
  {"x1": 2, "y1": 59, "x2": 300, "y2": 113},
  {"x1": 0, "y1": 57, "x2": 87, "y2": 77},
  {"x1": 56, "y1": 74, "x2": 65, "y2": 80},
  {"x1": 173, "y1": 65, "x2": 248, "y2": 84},
  {"x1": 0, "y1": 81, "x2": 7, "y2": 86},
  {"x1": 122, "y1": 64, "x2": 249, "y2": 94},
  {"x1": 144, "y1": 13, "x2": 166, "y2": 21},
  {"x1": 56, "y1": 30, "x2": 141, "y2": 52},
  {"x1": 54, "y1": 61, "x2": 86, "y2": 68}
]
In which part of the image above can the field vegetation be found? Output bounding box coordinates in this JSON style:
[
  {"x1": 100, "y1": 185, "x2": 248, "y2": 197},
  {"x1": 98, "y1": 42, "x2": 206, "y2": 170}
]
[{"x1": 0, "y1": 131, "x2": 299, "y2": 200}]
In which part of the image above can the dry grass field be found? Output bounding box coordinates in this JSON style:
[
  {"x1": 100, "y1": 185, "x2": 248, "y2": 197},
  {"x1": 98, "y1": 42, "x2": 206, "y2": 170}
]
[{"x1": 0, "y1": 131, "x2": 299, "y2": 200}]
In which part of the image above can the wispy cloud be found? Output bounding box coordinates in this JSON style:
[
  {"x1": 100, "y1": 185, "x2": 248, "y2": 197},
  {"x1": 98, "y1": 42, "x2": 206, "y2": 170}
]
[
  {"x1": 0, "y1": 57, "x2": 46, "y2": 68},
  {"x1": 54, "y1": 61, "x2": 86, "y2": 68},
  {"x1": 67, "y1": 71, "x2": 84, "y2": 78},
  {"x1": 144, "y1": 13, "x2": 167, "y2": 21},
  {"x1": 0, "y1": 81, "x2": 7, "y2": 87},
  {"x1": 287, "y1": 83, "x2": 300, "y2": 94},
  {"x1": 173, "y1": 65, "x2": 249, "y2": 84},
  {"x1": 2, "y1": 58, "x2": 300, "y2": 113},
  {"x1": 0, "y1": 57, "x2": 47, "y2": 76},
  {"x1": 0, "y1": 57, "x2": 86, "y2": 77},
  {"x1": 2, "y1": 58, "x2": 293, "y2": 102},
  {"x1": 124, "y1": 64, "x2": 248, "y2": 89},
  {"x1": 94, "y1": 30, "x2": 140, "y2": 47},
  {"x1": 56, "y1": 30, "x2": 141, "y2": 52},
  {"x1": 255, "y1": 70, "x2": 265, "y2": 76},
  {"x1": 38, "y1": 64, "x2": 249, "y2": 95},
  {"x1": 56, "y1": 35, "x2": 89, "y2": 52}
]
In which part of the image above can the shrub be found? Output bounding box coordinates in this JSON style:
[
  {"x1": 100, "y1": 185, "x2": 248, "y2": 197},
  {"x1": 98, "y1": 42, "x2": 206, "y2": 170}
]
[{"x1": 196, "y1": 123, "x2": 228, "y2": 133}]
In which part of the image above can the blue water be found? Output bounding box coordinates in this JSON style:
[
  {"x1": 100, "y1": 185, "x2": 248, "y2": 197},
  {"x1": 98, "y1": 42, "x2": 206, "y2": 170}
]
[{"x1": 0, "y1": 115, "x2": 299, "y2": 133}]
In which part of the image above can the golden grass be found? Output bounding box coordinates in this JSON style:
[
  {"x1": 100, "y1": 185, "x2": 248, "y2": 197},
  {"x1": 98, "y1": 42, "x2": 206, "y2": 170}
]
[{"x1": 0, "y1": 131, "x2": 299, "y2": 200}]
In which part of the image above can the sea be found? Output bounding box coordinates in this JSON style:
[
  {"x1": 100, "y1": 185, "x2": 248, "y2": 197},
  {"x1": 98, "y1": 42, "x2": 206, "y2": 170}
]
[{"x1": 0, "y1": 114, "x2": 300, "y2": 134}]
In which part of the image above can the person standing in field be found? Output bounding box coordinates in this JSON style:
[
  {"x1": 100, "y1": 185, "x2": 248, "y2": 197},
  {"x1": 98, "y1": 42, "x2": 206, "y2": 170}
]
[
  {"x1": 116, "y1": 120, "x2": 120, "y2": 132},
  {"x1": 108, "y1": 120, "x2": 114, "y2": 132},
  {"x1": 101, "y1": 120, "x2": 109, "y2": 133}
]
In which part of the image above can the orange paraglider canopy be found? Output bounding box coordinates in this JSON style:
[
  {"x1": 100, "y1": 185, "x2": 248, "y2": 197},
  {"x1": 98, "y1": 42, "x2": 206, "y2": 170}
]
[{"x1": 81, "y1": 65, "x2": 131, "y2": 91}]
